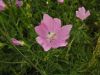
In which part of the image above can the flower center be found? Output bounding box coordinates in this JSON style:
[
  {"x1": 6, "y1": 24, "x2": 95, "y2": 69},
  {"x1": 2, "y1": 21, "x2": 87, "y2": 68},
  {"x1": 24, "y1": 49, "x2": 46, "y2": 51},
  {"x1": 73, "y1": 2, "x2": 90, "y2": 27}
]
[{"x1": 47, "y1": 32, "x2": 56, "y2": 41}]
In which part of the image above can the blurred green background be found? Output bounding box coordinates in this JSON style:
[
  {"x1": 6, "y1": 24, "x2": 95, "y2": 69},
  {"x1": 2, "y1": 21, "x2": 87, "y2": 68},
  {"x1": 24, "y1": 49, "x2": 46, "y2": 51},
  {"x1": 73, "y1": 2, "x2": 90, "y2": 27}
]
[{"x1": 0, "y1": 0, "x2": 100, "y2": 75}]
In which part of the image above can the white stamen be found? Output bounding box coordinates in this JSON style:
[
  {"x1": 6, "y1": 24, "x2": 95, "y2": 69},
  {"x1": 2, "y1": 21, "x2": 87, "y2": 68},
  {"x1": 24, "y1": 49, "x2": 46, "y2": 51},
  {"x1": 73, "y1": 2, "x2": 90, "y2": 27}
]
[{"x1": 47, "y1": 32, "x2": 56, "y2": 40}]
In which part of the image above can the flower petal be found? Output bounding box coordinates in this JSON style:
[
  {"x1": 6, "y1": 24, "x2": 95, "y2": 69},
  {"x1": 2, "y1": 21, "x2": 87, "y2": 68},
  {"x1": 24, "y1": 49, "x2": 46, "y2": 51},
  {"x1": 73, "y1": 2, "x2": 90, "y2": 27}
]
[
  {"x1": 76, "y1": 11, "x2": 80, "y2": 17},
  {"x1": 54, "y1": 18, "x2": 61, "y2": 27},
  {"x1": 35, "y1": 23, "x2": 48, "y2": 38},
  {"x1": 16, "y1": 0, "x2": 23, "y2": 7},
  {"x1": 51, "y1": 39, "x2": 68, "y2": 48},
  {"x1": 57, "y1": 25, "x2": 72, "y2": 40},
  {"x1": 43, "y1": 14, "x2": 61, "y2": 32},
  {"x1": 57, "y1": 0, "x2": 64, "y2": 3},
  {"x1": 51, "y1": 25, "x2": 72, "y2": 48},
  {"x1": 86, "y1": 10, "x2": 90, "y2": 18},
  {"x1": 0, "y1": 0, "x2": 6, "y2": 11},
  {"x1": 36, "y1": 37, "x2": 51, "y2": 51},
  {"x1": 43, "y1": 14, "x2": 54, "y2": 32},
  {"x1": 79, "y1": 7, "x2": 85, "y2": 13}
]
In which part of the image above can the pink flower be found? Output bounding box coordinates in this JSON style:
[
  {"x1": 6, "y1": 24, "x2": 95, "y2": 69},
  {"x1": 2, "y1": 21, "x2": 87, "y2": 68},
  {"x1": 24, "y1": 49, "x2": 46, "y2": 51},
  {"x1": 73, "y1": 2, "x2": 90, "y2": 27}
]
[
  {"x1": 57, "y1": 0, "x2": 64, "y2": 3},
  {"x1": 0, "y1": 0, "x2": 6, "y2": 11},
  {"x1": 76, "y1": 7, "x2": 90, "y2": 20},
  {"x1": 16, "y1": 0, "x2": 23, "y2": 7},
  {"x1": 11, "y1": 38, "x2": 24, "y2": 46},
  {"x1": 35, "y1": 14, "x2": 72, "y2": 51}
]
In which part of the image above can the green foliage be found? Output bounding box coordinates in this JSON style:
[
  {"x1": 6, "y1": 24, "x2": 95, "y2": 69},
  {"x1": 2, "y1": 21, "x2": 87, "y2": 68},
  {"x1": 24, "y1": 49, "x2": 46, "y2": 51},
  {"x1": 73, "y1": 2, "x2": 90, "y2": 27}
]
[{"x1": 0, "y1": 0, "x2": 100, "y2": 75}]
